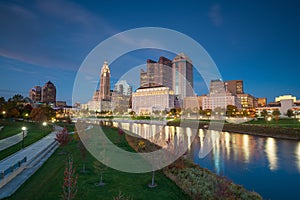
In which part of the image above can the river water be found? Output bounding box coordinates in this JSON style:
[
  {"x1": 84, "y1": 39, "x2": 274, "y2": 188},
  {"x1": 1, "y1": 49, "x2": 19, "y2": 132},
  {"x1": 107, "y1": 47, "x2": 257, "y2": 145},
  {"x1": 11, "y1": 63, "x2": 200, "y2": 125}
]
[{"x1": 115, "y1": 122, "x2": 300, "y2": 199}]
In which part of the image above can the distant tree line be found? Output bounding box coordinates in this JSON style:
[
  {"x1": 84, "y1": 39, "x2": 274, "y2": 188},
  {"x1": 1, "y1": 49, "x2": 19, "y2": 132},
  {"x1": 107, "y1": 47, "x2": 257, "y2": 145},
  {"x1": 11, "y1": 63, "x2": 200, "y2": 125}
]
[{"x1": 0, "y1": 94, "x2": 55, "y2": 122}]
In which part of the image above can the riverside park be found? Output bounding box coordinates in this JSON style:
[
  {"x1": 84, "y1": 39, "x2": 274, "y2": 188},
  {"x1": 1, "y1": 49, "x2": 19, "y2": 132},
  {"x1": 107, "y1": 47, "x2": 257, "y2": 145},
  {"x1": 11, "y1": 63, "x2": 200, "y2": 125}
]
[{"x1": 1, "y1": 111, "x2": 300, "y2": 200}]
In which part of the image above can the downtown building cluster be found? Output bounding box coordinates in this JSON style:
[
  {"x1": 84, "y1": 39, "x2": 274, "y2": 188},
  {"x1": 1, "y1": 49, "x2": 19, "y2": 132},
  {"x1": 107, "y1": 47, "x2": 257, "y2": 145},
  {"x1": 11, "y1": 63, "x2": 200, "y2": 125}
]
[
  {"x1": 29, "y1": 81, "x2": 57, "y2": 106},
  {"x1": 85, "y1": 53, "x2": 194, "y2": 114},
  {"x1": 82, "y1": 53, "x2": 300, "y2": 118}
]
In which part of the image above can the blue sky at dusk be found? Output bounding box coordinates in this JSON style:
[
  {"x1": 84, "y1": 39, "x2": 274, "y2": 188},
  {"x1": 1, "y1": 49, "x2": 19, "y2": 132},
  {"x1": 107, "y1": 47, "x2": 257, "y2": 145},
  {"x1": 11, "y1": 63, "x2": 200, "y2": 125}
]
[{"x1": 1, "y1": 0, "x2": 300, "y2": 105}]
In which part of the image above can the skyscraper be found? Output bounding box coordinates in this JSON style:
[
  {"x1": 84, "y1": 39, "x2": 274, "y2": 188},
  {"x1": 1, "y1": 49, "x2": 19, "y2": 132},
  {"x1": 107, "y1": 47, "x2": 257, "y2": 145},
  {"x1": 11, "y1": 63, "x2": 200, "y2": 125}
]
[
  {"x1": 114, "y1": 80, "x2": 132, "y2": 96},
  {"x1": 172, "y1": 53, "x2": 194, "y2": 99},
  {"x1": 99, "y1": 61, "x2": 111, "y2": 101},
  {"x1": 29, "y1": 86, "x2": 41, "y2": 102},
  {"x1": 42, "y1": 81, "x2": 56, "y2": 105},
  {"x1": 140, "y1": 56, "x2": 173, "y2": 88},
  {"x1": 225, "y1": 80, "x2": 244, "y2": 95}
]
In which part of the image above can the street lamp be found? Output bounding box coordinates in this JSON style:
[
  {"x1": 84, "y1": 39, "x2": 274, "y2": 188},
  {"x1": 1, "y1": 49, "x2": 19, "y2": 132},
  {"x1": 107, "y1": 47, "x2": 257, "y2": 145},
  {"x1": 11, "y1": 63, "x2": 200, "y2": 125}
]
[
  {"x1": 21, "y1": 126, "x2": 27, "y2": 149},
  {"x1": 42, "y1": 121, "x2": 47, "y2": 126}
]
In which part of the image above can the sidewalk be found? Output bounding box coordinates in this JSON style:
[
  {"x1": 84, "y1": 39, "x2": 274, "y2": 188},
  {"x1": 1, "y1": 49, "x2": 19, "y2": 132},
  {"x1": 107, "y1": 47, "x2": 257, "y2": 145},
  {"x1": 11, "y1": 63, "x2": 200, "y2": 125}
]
[
  {"x1": 0, "y1": 131, "x2": 28, "y2": 151},
  {"x1": 0, "y1": 126, "x2": 62, "y2": 199}
]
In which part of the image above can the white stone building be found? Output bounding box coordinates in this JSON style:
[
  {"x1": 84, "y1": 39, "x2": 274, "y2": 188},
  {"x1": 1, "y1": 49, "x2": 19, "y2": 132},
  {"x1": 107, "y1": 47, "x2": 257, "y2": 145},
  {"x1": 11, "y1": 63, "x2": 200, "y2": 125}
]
[{"x1": 132, "y1": 86, "x2": 174, "y2": 114}]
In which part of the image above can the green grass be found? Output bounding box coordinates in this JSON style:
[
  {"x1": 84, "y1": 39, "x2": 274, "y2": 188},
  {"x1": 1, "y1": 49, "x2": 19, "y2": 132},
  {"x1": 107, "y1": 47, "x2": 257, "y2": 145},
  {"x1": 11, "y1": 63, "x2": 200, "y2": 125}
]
[
  {"x1": 0, "y1": 120, "x2": 34, "y2": 140},
  {"x1": 6, "y1": 126, "x2": 190, "y2": 200},
  {"x1": 245, "y1": 118, "x2": 300, "y2": 128},
  {"x1": 54, "y1": 122, "x2": 75, "y2": 132},
  {"x1": 0, "y1": 121, "x2": 52, "y2": 160}
]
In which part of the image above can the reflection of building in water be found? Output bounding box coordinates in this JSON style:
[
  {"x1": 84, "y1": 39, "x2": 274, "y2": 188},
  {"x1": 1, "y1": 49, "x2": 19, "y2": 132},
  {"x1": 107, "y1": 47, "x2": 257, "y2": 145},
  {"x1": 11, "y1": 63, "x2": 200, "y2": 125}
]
[
  {"x1": 265, "y1": 138, "x2": 278, "y2": 171},
  {"x1": 296, "y1": 143, "x2": 300, "y2": 173},
  {"x1": 224, "y1": 132, "x2": 231, "y2": 159},
  {"x1": 243, "y1": 135, "x2": 250, "y2": 163}
]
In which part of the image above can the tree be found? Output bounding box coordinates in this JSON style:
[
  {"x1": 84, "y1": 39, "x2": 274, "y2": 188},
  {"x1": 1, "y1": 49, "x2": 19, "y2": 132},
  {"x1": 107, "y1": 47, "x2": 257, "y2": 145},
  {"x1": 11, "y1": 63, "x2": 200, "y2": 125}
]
[
  {"x1": 272, "y1": 109, "x2": 281, "y2": 122},
  {"x1": 0, "y1": 97, "x2": 5, "y2": 107},
  {"x1": 30, "y1": 108, "x2": 47, "y2": 122},
  {"x1": 61, "y1": 156, "x2": 78, "y2": 200},
  {"x1": 9, "y1": 94, "x2": 24, "y2": 103},
  {"x1": 204, "y1": 109, "x2": 212, "y2": 117},
  {"x1": 226, "y1": 105, "x2": 237, "y2": 117},
  {"x1": 94, "y1": 160, "x2": 107, "y2": 186},
  {"x1": 9, "y1": 107, "x2": 20, "y2": 118},
  {"x1": 286, "y1": 109, "x2": 294, "y2": 118},
  {"x1": 55, "y1": 127, "x2": 71, "y2": 154},
  {"x1": 261, "y1": 109, "x2": 268, "y2": 118},
  {"x1": 170, "y1": 108, "x2": 177, "y2": 116},
  {"x1": 73, "y1": 132, "x2": 88, "y2": 173},
  {"x1": 113, "y1": 191, "x2": 132, "y2": 200}
]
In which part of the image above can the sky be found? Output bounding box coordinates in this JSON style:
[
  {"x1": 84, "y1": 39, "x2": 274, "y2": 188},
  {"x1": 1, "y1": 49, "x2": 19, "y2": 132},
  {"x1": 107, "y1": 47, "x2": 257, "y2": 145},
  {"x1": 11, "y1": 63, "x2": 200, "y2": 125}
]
[{"x1": 1, "y1": 0, "x2": 300, "y2": 105}]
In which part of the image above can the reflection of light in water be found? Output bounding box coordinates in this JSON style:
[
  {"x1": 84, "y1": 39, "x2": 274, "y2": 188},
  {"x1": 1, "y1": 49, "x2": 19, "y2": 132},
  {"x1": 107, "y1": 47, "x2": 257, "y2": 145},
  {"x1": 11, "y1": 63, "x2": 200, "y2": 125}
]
[
  {"x1": 186, "y1": 127, "x2": 191, "y2": 150},
  {"x1": 265, "y1": 138, "x2": 278, "y2": 171},
  {"x1": 296, "y1": 142, "x2": 300, "y2": 173},
  {"x1": 213, "y1": 130, "x2": 221, "y2": 174},
  {"x1": 199, "y1": 129, "x2": 204, "y2": 141},
  {"x1": 243, "y1": 135, "x2": 250, "y2": 163},
  {"x1": 122, "y1": 123, "x2": 129, "y2": 130},
  {"x1": 224, "y1": 132, "x2": 230, "y2": 158}
]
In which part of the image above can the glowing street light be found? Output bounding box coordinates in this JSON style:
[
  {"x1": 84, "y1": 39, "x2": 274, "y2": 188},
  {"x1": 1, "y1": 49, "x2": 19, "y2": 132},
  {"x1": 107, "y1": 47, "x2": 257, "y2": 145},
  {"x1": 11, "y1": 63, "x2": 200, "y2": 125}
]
[
  {"x1": 42, "y1": 121, "x2": 47, "y2": 126},
  {"x1": 21, "y1": 126, "x2": 27, "y2": 149},
  {"x1": 267, "y1": 116, "x2": 272, "y2": 122}
]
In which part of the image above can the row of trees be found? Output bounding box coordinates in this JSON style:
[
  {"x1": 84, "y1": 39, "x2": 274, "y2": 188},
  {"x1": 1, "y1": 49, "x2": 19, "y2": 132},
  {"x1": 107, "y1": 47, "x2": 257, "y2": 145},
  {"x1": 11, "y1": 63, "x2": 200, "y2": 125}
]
[{"x1": 0, "y1": 94, "x2": 55, "y2": 121}]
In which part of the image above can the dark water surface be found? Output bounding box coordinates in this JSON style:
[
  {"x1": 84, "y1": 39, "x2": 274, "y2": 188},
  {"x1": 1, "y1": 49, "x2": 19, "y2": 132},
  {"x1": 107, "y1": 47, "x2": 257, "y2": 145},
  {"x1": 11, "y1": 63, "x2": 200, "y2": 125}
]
[{"x1": 117, "y1": 122, "x2": 300, "y2": 199}]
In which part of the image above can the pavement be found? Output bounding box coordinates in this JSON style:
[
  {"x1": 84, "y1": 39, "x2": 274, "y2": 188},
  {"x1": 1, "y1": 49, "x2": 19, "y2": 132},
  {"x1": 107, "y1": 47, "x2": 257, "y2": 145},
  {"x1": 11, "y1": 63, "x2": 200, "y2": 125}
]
[
  {"x1": 0, "y1": 131, "x2": 28, "y2": 151},
  {"x1": 0, "y1": 126, "x2": 62, "y2": 199}
]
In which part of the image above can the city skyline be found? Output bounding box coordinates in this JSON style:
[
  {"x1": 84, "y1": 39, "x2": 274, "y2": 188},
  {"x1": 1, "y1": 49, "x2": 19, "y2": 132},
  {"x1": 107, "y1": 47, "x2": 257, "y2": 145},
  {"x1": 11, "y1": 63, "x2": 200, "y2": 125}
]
[{"x1": 1, "y1": 1, "x2": 300, "y2": 105}]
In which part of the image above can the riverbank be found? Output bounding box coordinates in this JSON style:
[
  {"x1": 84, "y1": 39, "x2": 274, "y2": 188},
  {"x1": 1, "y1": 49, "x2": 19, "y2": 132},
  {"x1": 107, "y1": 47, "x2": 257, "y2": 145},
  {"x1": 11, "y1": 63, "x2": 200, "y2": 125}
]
[
  {"x1": 167, "y1": 120, "x2": 300, "y2": 140},
  {"x1": 8, "y1": 125, "x2": 189, "y2": 200},
  {"x1": 126, "y1": 133, "x2": 262, "y2": 200}
]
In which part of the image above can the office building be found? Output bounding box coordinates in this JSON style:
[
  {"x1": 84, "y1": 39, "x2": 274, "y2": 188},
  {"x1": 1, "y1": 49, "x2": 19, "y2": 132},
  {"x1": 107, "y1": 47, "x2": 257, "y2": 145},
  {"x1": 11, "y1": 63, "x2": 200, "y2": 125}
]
[
  {"x1": 99, "y1": 61, "x2": 111, "y2": 101},
  {"x1": 225, "y1": 80, "x2": 244, "y2": 95},
  {"x1": 114, "y1": 80, "x2": 132, "y2": 96},
  {"x1": 172, "y1": 53, "x2": 194, "y2": 99},
  {"x1": 275, "y1": 95, "x2": 296, "y2": 102},
  {"x1": 29, "y1": 86, "x2": 42, "y2": 102},
  {"x1": 257, "y1": 98, "x2": 267, "y2": 107},
  {"x1": 132, "y1": 86, "x2": 175, "y2": 114},
  {"x1": 237, "y1": 93, "x2": 257, "y2": 109},
  {"x1": 140, "y1": 56, "x2": 173, "y2": 88},
  {"x1": 202, "y1": 79, "x2": 241, "y2": 110},
  {"x1": 42, "y1": 81, "x2": 56, "y2": 105}
]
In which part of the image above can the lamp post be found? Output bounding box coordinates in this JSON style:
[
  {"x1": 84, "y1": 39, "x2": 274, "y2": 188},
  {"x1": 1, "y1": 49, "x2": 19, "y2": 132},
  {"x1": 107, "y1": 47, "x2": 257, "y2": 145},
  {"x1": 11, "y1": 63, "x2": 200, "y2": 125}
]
[
  {"x1": 2, "y1": 111, "x2": 5, "y2": 119},
  {"x1": 21, "y1": 126, "x2": 26, "y2": 149},
  {"x1": 25, "y1": 113, "x2": 29, "y2": 122}
]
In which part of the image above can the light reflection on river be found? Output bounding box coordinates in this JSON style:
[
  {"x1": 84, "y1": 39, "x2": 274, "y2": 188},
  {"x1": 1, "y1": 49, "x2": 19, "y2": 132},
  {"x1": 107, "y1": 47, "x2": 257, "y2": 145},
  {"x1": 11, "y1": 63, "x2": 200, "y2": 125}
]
[{"x1": 115, "y1": 122, "x2": 300, "y2": 200}]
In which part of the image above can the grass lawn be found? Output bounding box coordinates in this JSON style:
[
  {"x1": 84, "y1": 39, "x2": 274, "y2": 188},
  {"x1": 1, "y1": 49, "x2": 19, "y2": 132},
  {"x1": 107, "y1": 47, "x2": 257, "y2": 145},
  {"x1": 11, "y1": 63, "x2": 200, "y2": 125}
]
[
  {"x1": 245, "y1": 118, "x2": 300, "y2": 128},
  {"x1": 6, "y1": 126, "x2": 190, "y2": 200},
  {"x1": 0, "y1": 120, "x2": 52, "y2": 160},
  {"x1": 0, "y1": 120, "x2": 38, "y2": 140},
  {"x1": 54, "y1": 122, "x2": 75, "y2": 132}
]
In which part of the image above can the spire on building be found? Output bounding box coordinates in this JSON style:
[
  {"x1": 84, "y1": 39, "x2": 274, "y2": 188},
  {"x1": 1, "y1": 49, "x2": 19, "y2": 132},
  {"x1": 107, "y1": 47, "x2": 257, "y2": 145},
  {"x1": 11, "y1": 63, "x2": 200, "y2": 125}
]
[{"x1": 99, "y1": 61, "x2": 111, "y2": 101}]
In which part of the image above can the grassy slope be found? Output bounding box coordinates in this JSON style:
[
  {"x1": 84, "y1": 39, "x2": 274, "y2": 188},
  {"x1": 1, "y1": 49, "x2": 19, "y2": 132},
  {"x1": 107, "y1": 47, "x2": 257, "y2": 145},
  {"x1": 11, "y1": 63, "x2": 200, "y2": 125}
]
[
  {"x1": 0, "y1": 121, "x2": 52, "y2": 160},
  {"x1": 7, "y1": 126, "x2": 190, "y2": 200}
]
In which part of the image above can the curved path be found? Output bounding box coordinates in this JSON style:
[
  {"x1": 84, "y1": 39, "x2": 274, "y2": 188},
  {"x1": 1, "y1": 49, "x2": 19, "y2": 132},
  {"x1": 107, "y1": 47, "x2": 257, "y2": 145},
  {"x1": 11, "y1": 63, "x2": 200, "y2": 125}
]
[
  {"x1": 0, "y1": 131, "x2": 28, "y2": 151},
  {"x1": 0, "y1": 126, "x2": 62, "y2": 199}
]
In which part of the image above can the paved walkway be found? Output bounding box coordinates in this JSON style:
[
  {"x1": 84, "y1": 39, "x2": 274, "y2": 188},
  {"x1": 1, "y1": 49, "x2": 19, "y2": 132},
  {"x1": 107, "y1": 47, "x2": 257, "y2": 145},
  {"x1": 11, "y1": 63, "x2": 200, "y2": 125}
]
[
  {"x1": 0, "y1": 131, "x2": 28, "y2": 151},
  {"x1": 0, "y1": 126, "x2": 62, "y2": 199}
]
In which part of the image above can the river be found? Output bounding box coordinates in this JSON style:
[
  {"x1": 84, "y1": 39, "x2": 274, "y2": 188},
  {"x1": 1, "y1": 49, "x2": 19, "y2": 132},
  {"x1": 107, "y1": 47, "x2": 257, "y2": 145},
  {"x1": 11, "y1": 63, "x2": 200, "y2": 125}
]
[{"x1": 114, "y1": 122, "x2": 300, "y2": 199}]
